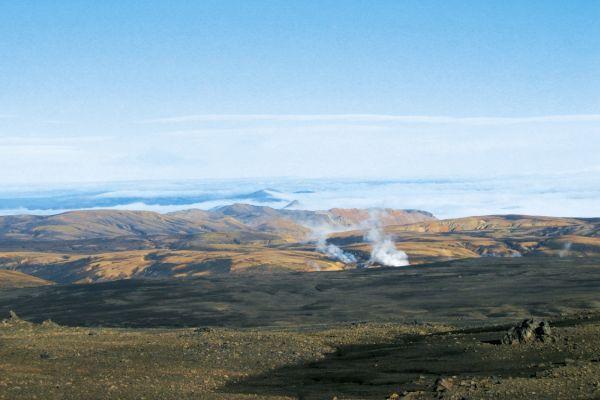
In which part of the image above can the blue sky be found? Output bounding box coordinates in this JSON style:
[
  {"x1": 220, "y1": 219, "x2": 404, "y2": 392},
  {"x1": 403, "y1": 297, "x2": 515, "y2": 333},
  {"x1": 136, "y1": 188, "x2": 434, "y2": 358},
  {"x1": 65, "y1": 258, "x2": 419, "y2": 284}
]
[{"x1": 0, "y1": 1, "x2": 599, "y2": 185}]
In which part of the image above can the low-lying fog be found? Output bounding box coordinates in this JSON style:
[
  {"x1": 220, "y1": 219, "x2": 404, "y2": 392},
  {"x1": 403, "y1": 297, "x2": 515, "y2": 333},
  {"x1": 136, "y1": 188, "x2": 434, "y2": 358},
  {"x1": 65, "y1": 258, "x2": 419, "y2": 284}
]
[{"x1": 1, "y1": 173, "x2": 600, "y2": 219}]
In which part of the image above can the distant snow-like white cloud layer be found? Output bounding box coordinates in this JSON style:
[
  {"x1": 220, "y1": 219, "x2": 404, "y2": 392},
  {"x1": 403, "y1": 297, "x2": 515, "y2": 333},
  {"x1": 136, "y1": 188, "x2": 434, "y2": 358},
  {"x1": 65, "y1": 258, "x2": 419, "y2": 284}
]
[
  {"x1": 0, "y1": 114, "x2": 598, "y2": 221},
  {"x1": 1, "y1": 174, "x2": 600, "y2": 219}
]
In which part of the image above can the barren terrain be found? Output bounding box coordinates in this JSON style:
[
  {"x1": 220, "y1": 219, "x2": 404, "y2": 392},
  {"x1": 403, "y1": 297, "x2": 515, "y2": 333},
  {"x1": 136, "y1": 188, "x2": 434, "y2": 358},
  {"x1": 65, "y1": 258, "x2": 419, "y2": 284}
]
[
  {"x1": 0, "y1": 207, "x2": 598, "y2": 284},
  {"x1": 1, "y1": 207, "x2": 599, "y2": 399}
]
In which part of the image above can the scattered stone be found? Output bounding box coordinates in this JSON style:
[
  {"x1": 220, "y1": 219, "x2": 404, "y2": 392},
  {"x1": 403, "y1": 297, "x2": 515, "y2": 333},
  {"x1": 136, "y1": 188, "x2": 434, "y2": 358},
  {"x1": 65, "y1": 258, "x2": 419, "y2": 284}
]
[
  {"x1": 388, "y1": 391, "x2": 422, "y2": 400},
  {"x1": 41, "y1": 319, "x2": 60, "y2": 328},
  {"x1": 1, "y1": 310, "x2": 31, "y2": 326},
  {"x1": 5, "y1": 310, "x2": 21, "y2": 323},
  {"x1": 502, "y1": 319, "x2": 552, "y2": 345},
  {"x1": 535, "y1": 321, "x2": 552, "y2": 338},
  {"x1": 434, "y1": 377, "x2": 454, "y2": 392}
]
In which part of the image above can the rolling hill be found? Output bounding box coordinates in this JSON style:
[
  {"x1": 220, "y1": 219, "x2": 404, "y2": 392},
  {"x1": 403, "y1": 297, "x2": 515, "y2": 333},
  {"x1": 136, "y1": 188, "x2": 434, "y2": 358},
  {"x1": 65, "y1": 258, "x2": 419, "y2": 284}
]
[
  {"x1": 1, "y1": 207, "x2": 599, "y2": 285},
  {"x1": 0, "y1": 270, "x2": 53, "y2": 288},
  {"x1": 0, "y1": 248, "x2": 348, "y2": 284},
  {"x1": 0, "y1": 205, "x2": 436, "y2": 243},
  {"x1": 329, "y1": 214, "x2": 600, "y2": 264},
  {"x1": 2, "y1": 256, "x2": 599, "y2": 328}
]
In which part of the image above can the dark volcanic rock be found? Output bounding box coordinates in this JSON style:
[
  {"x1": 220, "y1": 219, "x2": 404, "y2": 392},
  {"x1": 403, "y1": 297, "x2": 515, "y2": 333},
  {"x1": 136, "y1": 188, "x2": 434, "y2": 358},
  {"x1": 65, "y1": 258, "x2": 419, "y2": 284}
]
[
  {"x1": 502, "y1": 319, "x2": 552, "y2": 345},
  {"x1": 2, "y1": 310, "x2": 23, "y2": 325},
  {"x1": 194, "y1": 327, "x2": 214, "y2": 333}
]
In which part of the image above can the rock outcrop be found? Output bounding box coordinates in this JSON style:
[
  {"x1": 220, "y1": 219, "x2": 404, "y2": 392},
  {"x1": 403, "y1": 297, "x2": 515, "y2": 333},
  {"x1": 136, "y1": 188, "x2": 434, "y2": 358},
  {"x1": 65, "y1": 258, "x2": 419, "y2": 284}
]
[{"x1": 502, "y1": 319, "x2": 552, "y2": 345}]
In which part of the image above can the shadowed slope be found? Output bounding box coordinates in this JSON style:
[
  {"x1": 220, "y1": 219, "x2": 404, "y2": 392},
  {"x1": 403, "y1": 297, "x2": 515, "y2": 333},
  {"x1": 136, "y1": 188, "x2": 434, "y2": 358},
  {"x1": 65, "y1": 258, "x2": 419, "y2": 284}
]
[
  {"x1": 223, "y1": 315, "x2": 600, "y2": 400},
  {"x1": 1, "y1": 257, "x2": 599, "y2": 328}
]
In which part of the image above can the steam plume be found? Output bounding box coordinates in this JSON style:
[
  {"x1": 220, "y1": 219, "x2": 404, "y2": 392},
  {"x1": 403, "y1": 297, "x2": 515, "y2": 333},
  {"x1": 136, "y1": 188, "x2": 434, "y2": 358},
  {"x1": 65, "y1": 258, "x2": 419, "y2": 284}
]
[
  {"x1": 364, "y1": 211, "x2": 410, "y2": 267},
  {"x1": 303, "y1": 221, "x2": 357, "y2": 265},
  {"x1": 559, "y1": 242, "x2": 572, "y2": 258},
  {"x1": 316, "y1": 238, "x2": 357, "y2": 264}
]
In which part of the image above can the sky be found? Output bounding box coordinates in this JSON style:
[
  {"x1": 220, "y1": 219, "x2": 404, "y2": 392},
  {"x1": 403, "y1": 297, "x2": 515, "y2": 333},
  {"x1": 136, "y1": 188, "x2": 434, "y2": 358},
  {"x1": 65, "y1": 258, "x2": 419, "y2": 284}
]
[{"x1": 0, "y1": 1, "x2": 599, "y2": 188}]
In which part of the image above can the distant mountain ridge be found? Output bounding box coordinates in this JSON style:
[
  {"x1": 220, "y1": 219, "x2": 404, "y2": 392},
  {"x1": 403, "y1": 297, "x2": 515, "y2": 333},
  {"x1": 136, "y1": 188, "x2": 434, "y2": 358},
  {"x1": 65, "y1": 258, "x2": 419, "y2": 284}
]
[
  {"x1": 0, "y1": 204, "x2": 436, "y2": 242},
  {"x1": 1, "y1": 210, "x2": 599, "y2": 285}
]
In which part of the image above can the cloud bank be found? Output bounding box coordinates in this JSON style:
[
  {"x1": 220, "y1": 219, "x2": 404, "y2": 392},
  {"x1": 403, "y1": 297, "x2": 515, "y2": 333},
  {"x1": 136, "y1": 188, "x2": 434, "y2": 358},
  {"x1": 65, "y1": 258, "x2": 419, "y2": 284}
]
[
  {"x1": 1, "y1": 114, "x2": 598, "y2": 195},
  {"x1": 141, "y1": 113, "x2": 600, "y2": 125},
  {"x1": 1, "y1": 173, "x2": 600, "y2": 219}
]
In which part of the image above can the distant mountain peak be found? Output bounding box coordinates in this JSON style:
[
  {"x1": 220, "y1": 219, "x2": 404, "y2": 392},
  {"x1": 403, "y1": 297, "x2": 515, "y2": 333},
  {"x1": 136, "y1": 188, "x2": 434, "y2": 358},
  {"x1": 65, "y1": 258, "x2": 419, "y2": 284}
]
[
  {"x1": 283, "y1": 200, "x2": 301, "y2": 209},
  {"x1": 233, "y1": 189, "x2": 283, "y2": 203}
]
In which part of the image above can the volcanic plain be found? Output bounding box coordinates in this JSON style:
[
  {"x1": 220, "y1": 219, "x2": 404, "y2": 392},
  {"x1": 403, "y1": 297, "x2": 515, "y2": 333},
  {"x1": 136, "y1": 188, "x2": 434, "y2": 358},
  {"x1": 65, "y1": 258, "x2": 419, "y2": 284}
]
[{"x1": 1, "y1": 205, "x2": 599, "y2": 399}]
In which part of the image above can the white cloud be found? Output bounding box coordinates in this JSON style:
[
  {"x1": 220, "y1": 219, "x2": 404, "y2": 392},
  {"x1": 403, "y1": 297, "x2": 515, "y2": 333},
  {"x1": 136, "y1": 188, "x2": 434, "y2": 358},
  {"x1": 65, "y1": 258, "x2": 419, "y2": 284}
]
[
  {"x1": 140, "y1": 113, "x2": 600, "y2": 125},
  {"x1": 0, "y1": 119, "x2": 598, "y2": 186},
  {"x1": 2, "y1": 173, "x2": 600, "y2": 218}
]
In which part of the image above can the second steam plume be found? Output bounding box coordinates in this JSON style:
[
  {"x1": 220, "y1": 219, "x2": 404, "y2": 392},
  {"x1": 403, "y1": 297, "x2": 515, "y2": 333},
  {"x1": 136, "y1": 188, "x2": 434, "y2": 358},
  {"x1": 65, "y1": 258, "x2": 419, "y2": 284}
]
[{"x1": 312, "y1": 209, "x2": 410, "y2": 267}]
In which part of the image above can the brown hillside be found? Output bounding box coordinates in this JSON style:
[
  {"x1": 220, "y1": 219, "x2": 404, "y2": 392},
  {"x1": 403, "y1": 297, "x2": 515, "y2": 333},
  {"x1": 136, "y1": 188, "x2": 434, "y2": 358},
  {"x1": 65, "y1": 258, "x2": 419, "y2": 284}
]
[
  {"x1": 0, "y1": 270, "x2": 53, "y2": 288},
  {"x1": 0, "y1": 248, "x2": 347, "y2": 284},
  {"x1": 329, "y1": 215, "x2": 600, "y2": 264},
  {"x1": 0, "y1": 205, "x2": 435, "y2": 244}
]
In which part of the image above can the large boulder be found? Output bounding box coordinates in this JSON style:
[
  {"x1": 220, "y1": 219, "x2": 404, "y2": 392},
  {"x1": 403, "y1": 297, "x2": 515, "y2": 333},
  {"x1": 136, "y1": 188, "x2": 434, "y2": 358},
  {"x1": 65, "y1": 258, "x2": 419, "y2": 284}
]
[
  {"x1": 1, "y1": 310, "x2": 28, "y2": 326},
  {"x1": 502, "y1": 319, "x2": 552, "y2": 345}
]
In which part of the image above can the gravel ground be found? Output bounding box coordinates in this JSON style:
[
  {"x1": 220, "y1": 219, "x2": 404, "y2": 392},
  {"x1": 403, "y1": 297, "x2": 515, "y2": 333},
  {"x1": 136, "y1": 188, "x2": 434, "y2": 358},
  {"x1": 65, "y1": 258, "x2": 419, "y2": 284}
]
[{"x1": 1, "y1": 312, "x2": 599, "y2": 399}]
